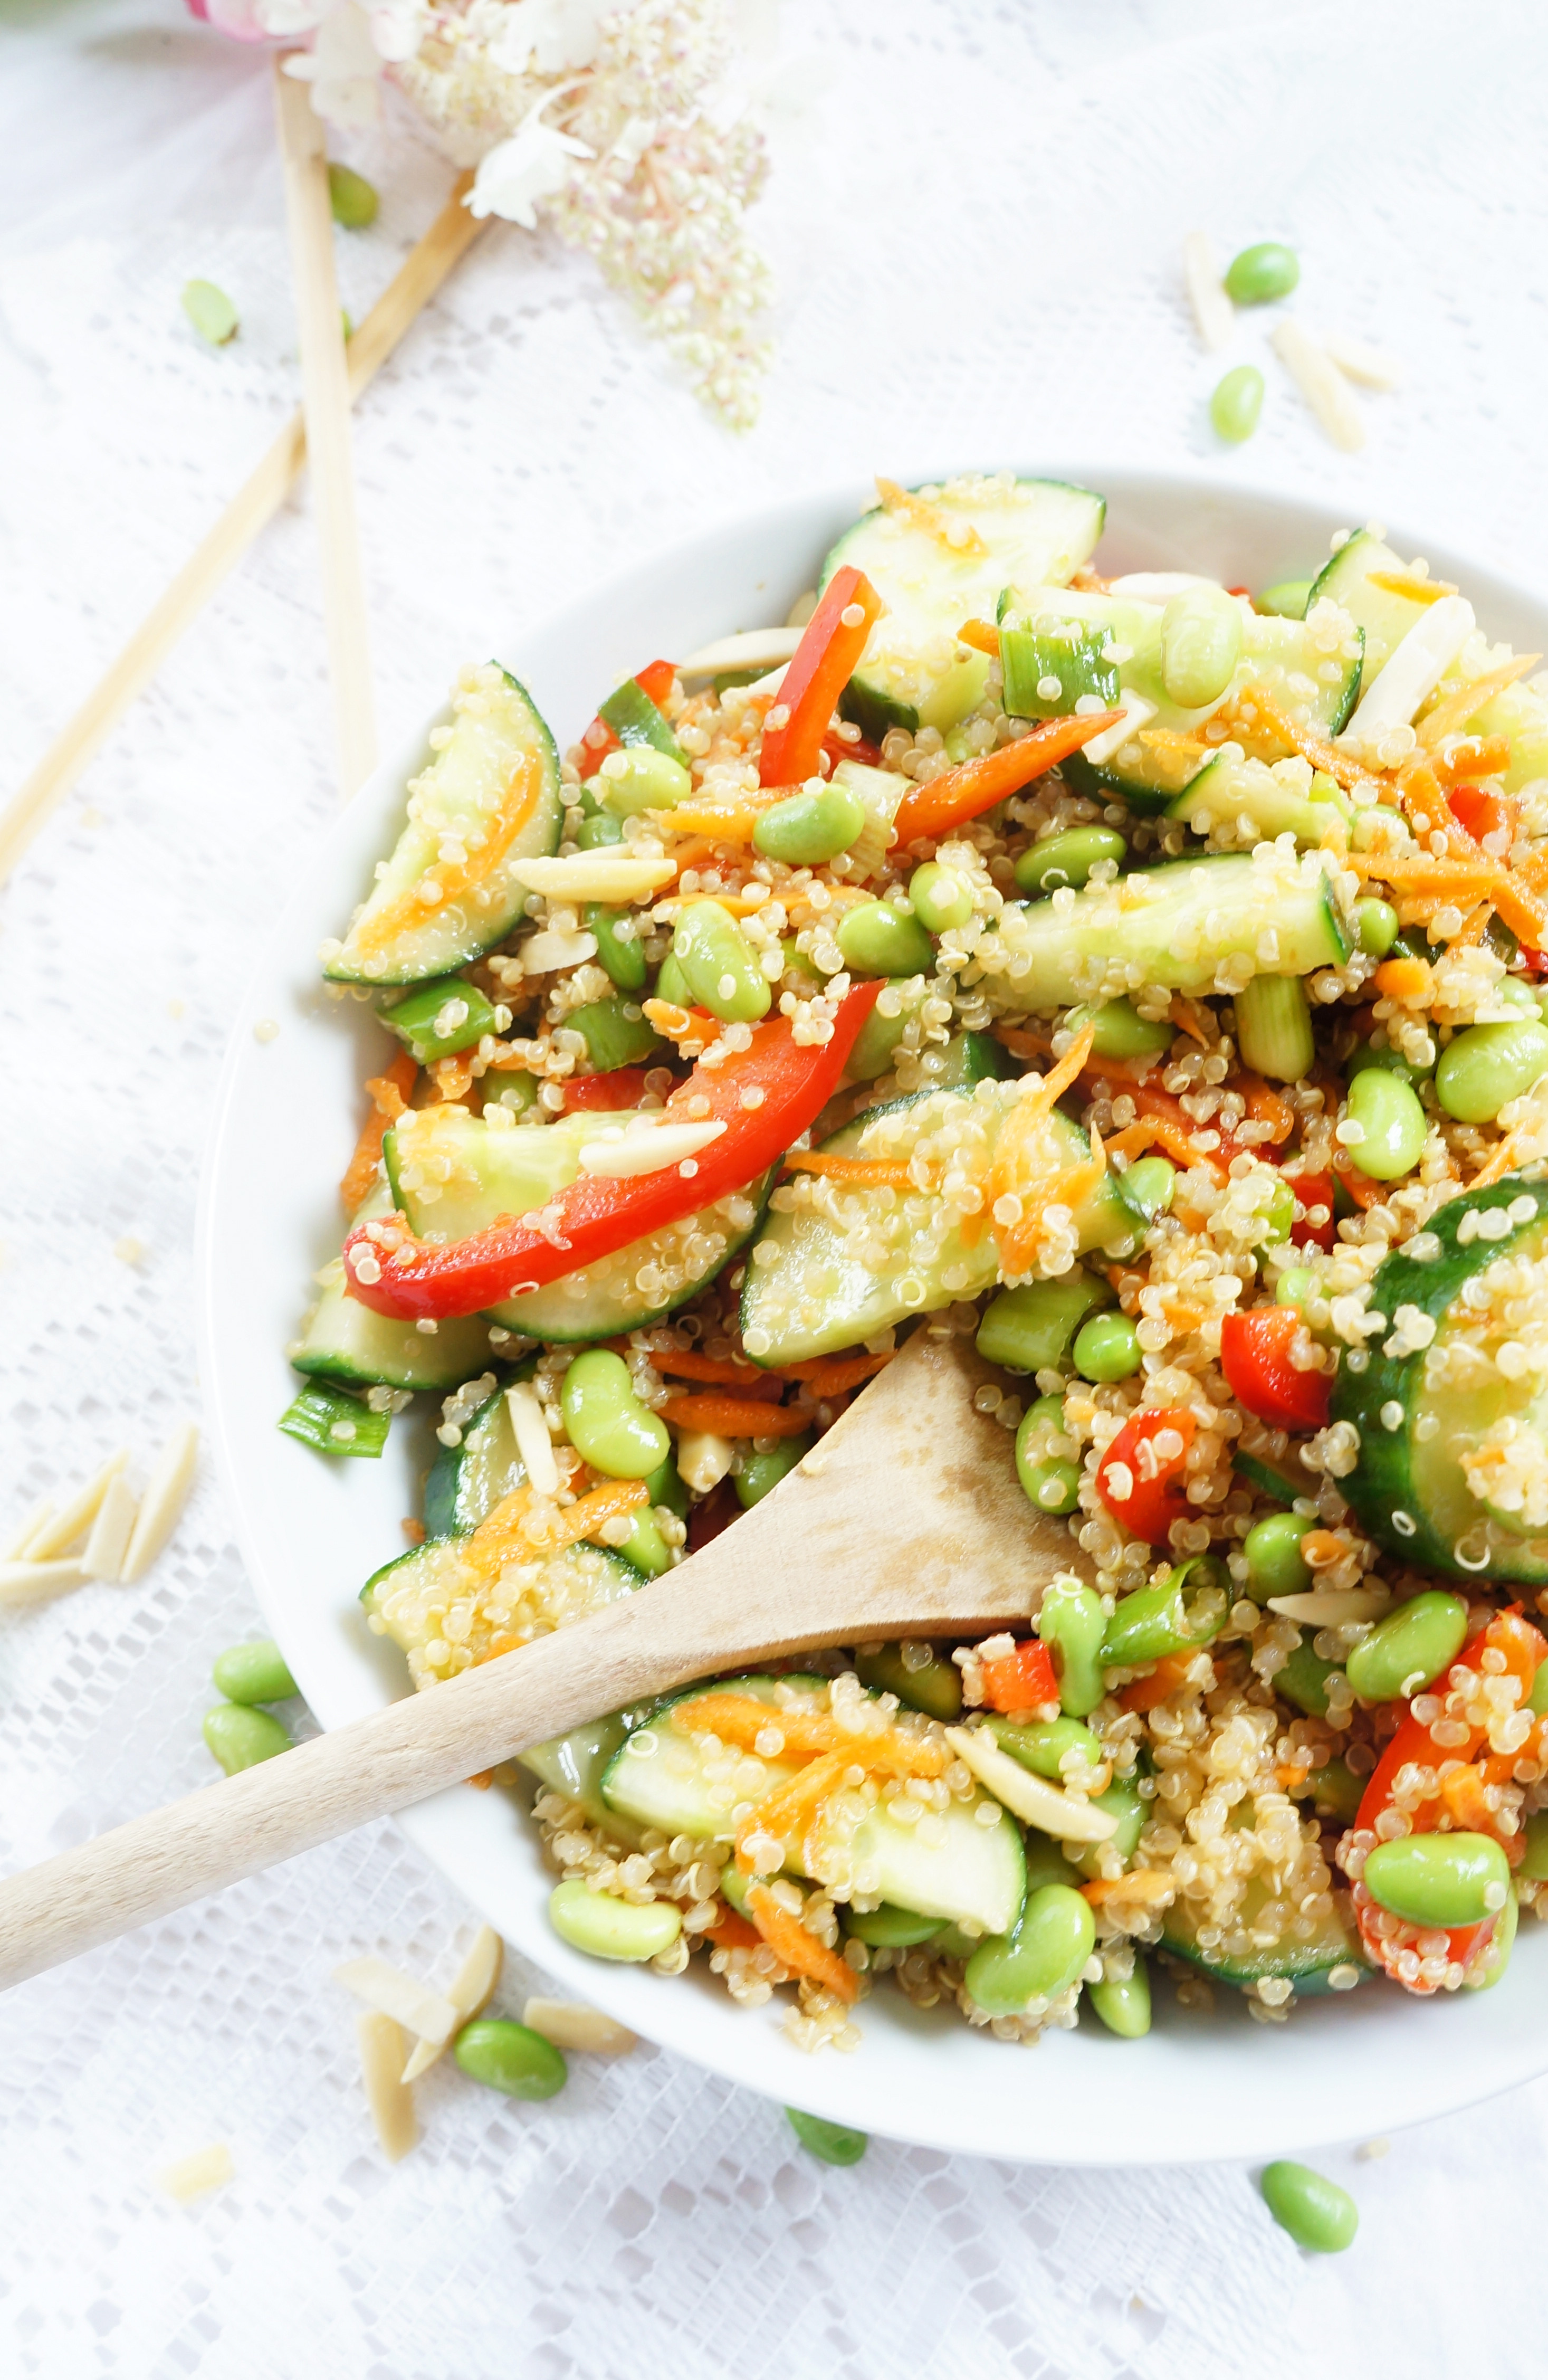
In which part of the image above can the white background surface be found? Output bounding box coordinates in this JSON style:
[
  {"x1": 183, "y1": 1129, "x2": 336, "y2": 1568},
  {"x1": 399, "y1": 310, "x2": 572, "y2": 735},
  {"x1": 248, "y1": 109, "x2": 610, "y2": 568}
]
[{"x1": 4, "y1": 2, "x2": 1548, "y2": 2373}]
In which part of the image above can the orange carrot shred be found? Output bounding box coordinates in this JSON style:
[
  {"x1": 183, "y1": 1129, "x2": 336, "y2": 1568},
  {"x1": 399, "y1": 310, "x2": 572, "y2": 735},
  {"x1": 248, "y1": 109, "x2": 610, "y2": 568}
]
[
  {"x1": 339, "y1": 1050, "x2": 417, "y2": 1211},
  {"x1": 745, "y1": 1884, "x2": 860, "y2": 2003},
  {"x1": 782, "y1": 1150, "x2": 918, "y2": 1189},
  {"x1": 649, "y1": 1348, "x2": 783, "y2": 1394},
  {"x1": 658, "y1": 1394, "x2": 810, "y2": 1439}
]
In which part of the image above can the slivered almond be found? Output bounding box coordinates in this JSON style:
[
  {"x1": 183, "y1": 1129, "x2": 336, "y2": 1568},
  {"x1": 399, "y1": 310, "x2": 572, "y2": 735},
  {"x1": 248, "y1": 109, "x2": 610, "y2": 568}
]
[
  {"x1": 505, "y1": 1381, "x2": 559, "y2": 1497},
  {"x1": 509, "y1": 854, "x2": 675, "y2": 903},
  {"x1": 81, "y1": 1473, "x2": 139, "y2": 1582},
  {"x1": 1272, "y1": 318, "x2": 1365, "y2": 452},
  {"x1": 578, "y1": 1119, "x2": 726, "y2": 1177},
  {"x1": 1267, "y1": 1589, "x2": 1391, "y2": 1626},
  {"x1": 120, "y1": 1424, "x2": 198, "y2": 1584},
  {"x1": 1182, "y1": 231, "x2": 1234, "y2": 351},
  {"x1": 1320, "y1": 328, "x2": 1403, "y2": 391},
  {"x1": 357, "y1": 2012, "x2": 417, "y2": 2163},
  {"x1": 332, "y1": 1955, "x2": 460, "y2": 2046},
  {"x1": 25, "y1": 1451, "x2": 129, "y2": 1562},
  {"x1": 156, "y1": 2143, "x2": 235, "y2": 2204},
  {"x1": 678, "y1": 628, "x2": 802, "y2": 679},
  {"x1": 944, "y1": 1725, "x2": 1119, "y2": 1843},
  {"x1": 523, "y1": 1998, "x2": 638, "y2": 2055},
  {"x1": 401, "y1": 1925, "x2": 504, "y2": 2083},
  {"x1": 0, "y1": 1559, "x2": 90, "y2": 1607},
  {"x1": 4, "y1": 1497, "x2": 54, "y2": 1562}
]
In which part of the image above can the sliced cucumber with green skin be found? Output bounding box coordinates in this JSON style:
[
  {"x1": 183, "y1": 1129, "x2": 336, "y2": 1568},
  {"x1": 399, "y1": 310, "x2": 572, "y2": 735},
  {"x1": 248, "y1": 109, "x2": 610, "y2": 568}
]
[
  {"x1": 1233, "y1": 1445, "x2": 1308, "y2": 1507},
  {"x1": 519, "y1": 1712, "x2": 645, "y2": 1845},
  {"x1": 423, "y1": 1385, "x2": 524, "y2": 1539},
  {"x1": 1164, "y1": 751, "x2": 1351, "y2": 852},
  {"x1": 1331, "y1": 1178, "x2": 1548, "y2": 1584},
  {"x1": 1305, "y1": 530, "x2": 1431, "y2": 678},
  {"x1": 820, "y1": 476, "x2": 1105, "y2": 737},
  {"x1": 600, "y1": 1679, "x2": 1026, "y2": 1933},
  {"x1": 293, "y1": 1181, "x2": 497, "y2": 1392},
  {"x1": 1162, "y1": 1874, "x2": 1366, "y2": 1995},
  {"x1": 740, "y1": 1082, "x2": 1141, "y2": 1368},
  {"x1": 997, "y1": 851, "x2": 1353, "y2": 1011},
  {"x1": 361, "y1": 1536, "x2": 639, "y2": 1680},
  {"x1": 385, "y1": 1103, "x2": 770, "y2": 1341},
  {"x1": 326, "y1": 665, "x2": 563, "y2": 985}
]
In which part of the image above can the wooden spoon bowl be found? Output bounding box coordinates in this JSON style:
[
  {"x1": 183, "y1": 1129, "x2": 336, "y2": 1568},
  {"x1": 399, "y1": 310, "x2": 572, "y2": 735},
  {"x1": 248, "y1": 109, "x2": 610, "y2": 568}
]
[{"x1": 0, "y1": 1329, "x2": 1087, "y2": 1990}]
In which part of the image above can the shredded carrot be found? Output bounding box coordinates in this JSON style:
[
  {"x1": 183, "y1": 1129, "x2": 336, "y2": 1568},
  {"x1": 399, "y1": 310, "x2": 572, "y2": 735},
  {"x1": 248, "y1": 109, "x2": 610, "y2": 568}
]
[
  {"x1": 735, "y1": 1753, "x2": 850, "y2": 1871},
  {"x1": 1238, "y1": 1073, "x2": 1295, "y2": 1143},
  {"x1": 1169, "y1": 996, "x2": 1210, "y2": 1047},
  {"x1": 675, "y1": 1694, "x2": 944, "y2": 1777},
  {"x1": 1468, "y1": 1132, "x2": 1525, "y2": 1192},
  {"x1": 465, "y1": 1770, "x2": 494, "y2": 1790},
  {"x1": 1450, "y1": 901, "x2": 1495, "y2": 948},
  {"x1": 1368, "y1": 569, "x2": 1457, "y2": 605},
  {"x1": 1079, "y1": 1870, "x2": 1174, "y2": 1907},
  {"x1": 648, "y1": 1348, "x2": 778, "y2": 1391},
  {"x1": 1104, "y1": 1121, "x2": 1161, "y2": 1164},
  {"x1": 958, "y1": 616, "x2": 1000, "y2": 656},
  {"x1": 653, "y1": 891, "x2": 769, "y2": 918},
  {"x1": 658, "y1": 1394, "x2": 810, "y2": 1439},
  {"x1": 429, "y1": 1050, "x2": 476, "y2": 1102},
  {"x1": 1275, "y1": 1764, "x2": 1311, "y2": 1795},
  {"x1": 782, "y1": 1150, "x2": 918, "y2": 1189},
  {"x1": 745, "y1": 1883, "x2": 860, "y2": 2003},
  {"x1": 1140, "y1": 727, "x2": 1209, "y2": 758},
  {"x1": 992, "y1": 1022, "x2": 1055, "y2": 1060},
  {"x1": 1418, "y1": 654, "x2": 1540, "y2": 749},
  {"x1": 1372, "y1": 955, "x2": 1434, "y2": 1003},
  {"x1": 654, "y1": 804, "x2": 764, "y2": 841},
  {"x1": 353, "y1": 751, "x2": 544, "y2": 956},
  {"x1": 1434, "y1": 735, "x2": 1512, "y2": 785},
  {"x1": 705, "y1": 1908, "x2": 761, "y2": 1952},
  {"x1": 641, "y1": 997, "x2": 706, "y2": 1044},
  {"x1": 876, "y1": 475, "x2": 988, "y2": 558},
  {"x1": 1118, "y1": 1654, "x2": 1196, "y2": 1714},
  {"x1": 780, "y1": 1350, "x2": 894, "y2": 1396},
  {"x1": 339, "y1": 1050, "x2": 417, "y2": 1211},
  {"x1": 1397, "y1": 757, "x2": 1471, "y2": 859},
  {"x1": 1226, "y1": 684, "x2": 1381, "y2": 792},
  {"x1": 544, "y1": 1477, "x2": 650, "y2": 1553},
  {"x1": 1333, "y1": 1155, "x2": 1386, "y2": 1212}
]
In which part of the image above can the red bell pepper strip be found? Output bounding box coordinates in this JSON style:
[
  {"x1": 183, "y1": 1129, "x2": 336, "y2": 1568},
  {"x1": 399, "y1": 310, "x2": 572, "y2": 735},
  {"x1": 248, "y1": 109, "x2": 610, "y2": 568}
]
[
  {"x1": 980, "y1": 1638, "x2": 1059, "y2": 1715},
  {"x1": 1346, "y1": 1611, "x2": 1547, "y2": 1991},
  {"x1": 561, "y1": 1067, "x2": 660, "y2": 1114},
  {"x1": 343, "y1": 984, "x2": 881, "y2": 1321},
  {"x1": 1219, "y1": 1306, "x2": 1331, "y2": 1434},
  {"x1": 892, "y1": 709, "x2": 1126, "y2": 849},
  {"x1": 1095, "y1": 1407, "x2": 1197, "y2": 1543},
  {"x1": 759, "y1": 567, "x2": 884, "y2": 789},
  {"x1": 1448, "y1": 783, "x2": 1515, "y2": 846},
  {"x1": 822, "y1": 725, "x2": 882, "y2": 773},
  {"x1": 1286, "y1": 1167, "x2": 1336, "y2": 1253},
  {"x1": 578, "y1": 658, "x2": 676, "y2": 779}
]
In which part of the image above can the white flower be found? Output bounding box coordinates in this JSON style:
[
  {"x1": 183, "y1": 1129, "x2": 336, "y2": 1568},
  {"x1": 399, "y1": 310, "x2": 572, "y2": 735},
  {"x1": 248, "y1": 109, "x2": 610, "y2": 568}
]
[
  {"x1": 274, "y1": 0, "x2": 429, "y2": 122},
  {"x1": 488, "y1": 0, "x2": 618, "y2": 77},
  {"x1": 467, "y1": 84, "x2": 595, "y2": 226}
]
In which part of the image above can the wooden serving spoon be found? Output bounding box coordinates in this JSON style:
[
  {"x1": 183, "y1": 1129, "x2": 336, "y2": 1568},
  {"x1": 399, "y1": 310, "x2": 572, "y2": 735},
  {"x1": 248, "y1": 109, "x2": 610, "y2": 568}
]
[{"x1": 0, "y1": 1330, "x2": 1089, "y2": 1991}]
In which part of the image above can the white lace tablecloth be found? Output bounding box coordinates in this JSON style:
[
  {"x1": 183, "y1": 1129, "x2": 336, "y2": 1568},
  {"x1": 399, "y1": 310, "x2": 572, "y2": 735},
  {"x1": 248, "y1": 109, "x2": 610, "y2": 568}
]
[{"x1": 6, "y1": 2, "x2": 1548, "y2": 2372}]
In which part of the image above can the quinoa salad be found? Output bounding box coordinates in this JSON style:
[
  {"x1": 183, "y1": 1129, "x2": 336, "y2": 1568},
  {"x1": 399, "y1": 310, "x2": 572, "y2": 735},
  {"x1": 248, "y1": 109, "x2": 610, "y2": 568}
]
[{"x1": 283, "y1": 472, "x2": 1548, "y2": 2054}]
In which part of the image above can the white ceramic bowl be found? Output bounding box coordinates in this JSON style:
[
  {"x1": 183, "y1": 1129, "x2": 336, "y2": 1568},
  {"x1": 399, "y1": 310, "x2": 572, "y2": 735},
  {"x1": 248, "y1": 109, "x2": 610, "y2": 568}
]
[{"x1": 198, "y1": 470, "x2": 1548, "y2": 2165}]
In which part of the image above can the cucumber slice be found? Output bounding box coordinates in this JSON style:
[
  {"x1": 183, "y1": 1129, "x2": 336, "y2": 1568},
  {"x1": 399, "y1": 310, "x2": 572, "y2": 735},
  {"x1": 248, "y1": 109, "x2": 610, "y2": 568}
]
[
  {"x1": 423, "y1": 1386, "x2": 523, "y2": 1539},
  {"x1": 820, "y1": 475, "x2": 1105, "y2": 737},
  {"x1": 362, "y1": 1534, "x2": 639, "y2": 1686},
  {"x1": 1331, "y1": 1179, "x2": 1548, "y2": 1585},
  {"x1": 1305, "y1": 530, "x2": 1431, "y2": 677},
  {"x1": 997, "y1": 850, "x2": 1353, "y2": 1011},
  {"x1": 520, "y1": 1713, "x2": 644, "y2": 1843},
  {"x1": 385, "y1": 1103, "x2": 770, "y2": 1340},
  {"x1": 326, "y1": 665, "x2": 563, "y2": 985},
  {"x1": 1164, "y1": 751, "x2": 1351, "y2": 852},
  {"x1": 293, "y1": 1181, "x2": 498, "y2": 1392},
  {"x1": 1163, "y1": 1873, "x2": 1365, "y2": 1996},
  {"x1": 600, "y1": 1678, "x2": 1026, "y2": 1934},
  {"x1": 1232, "y1": 1445, "x2": 1308, "y2": 1507},
  {"x1": 740, "y1": 1081, "x2": 1139, "y2": 1368}
]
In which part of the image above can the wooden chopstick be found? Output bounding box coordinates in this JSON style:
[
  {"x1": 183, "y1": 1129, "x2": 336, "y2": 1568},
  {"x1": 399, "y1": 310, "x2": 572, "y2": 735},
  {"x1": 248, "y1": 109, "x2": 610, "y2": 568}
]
[
  {"x1": 273, "y1": 60, "x2": 377, "y2": 798},
  {"x1": 0, "y1": 175, "x2": 484, "y2": 887}
]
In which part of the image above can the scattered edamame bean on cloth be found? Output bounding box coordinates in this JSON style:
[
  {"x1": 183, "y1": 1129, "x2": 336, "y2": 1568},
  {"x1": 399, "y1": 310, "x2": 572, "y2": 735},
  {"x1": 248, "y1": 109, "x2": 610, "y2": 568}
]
[{"x1": 264, "y1": 471, "x2": 1548, "y2": 2059}]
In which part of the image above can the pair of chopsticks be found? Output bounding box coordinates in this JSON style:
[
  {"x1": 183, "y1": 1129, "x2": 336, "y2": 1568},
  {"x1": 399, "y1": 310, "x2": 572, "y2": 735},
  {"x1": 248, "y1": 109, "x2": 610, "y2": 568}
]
[{"x1": 0, "y1": 64, "x2": 484, "y2": 885}]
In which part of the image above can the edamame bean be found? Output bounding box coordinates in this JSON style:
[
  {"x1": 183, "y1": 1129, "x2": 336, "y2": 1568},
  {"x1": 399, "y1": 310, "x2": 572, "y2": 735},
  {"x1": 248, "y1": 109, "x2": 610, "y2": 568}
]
[
  {"x1": 181, "y1": 278, "x2": 238, "y2": 345},
  {"x1": 328, "y1": 163, "x2": 379, "y2": 228},
  {"x1": 908, "y1": 862, "x2": 974, "y2": 934},
  {"x1": 1073, "y1": 1312, "x2": 1142, "y2": 1383},
  {"x1": 212, "y1": 1640, "x2": 298, "y2": 1705},
  {"x1": 964, "y1": 1885, "x2": 1095, "y2": 2015},
  {"x1": 1260, "y1": 2162, "x2": 1357, "y2": 2254},
  {"x1": 1119, "y1": 1154, "x2": 1176, "y2": 1222},
  {"x1": 1344, "y1": 1588, "x2": 1468, "y2": 1702},
  {"x1": 644, "y1": 1453, "x2": 689, "y2": 1521},
  {"x1": 1256, "y1": 579, "x2": 1312, "y2": 621},
  {"x1": 1014, "y1": 1396, "x2": 1081, "y2": 1515},
  {"x1": 1072, "y1": 1776, "x2": 1147, "y2": 1879},
  {"x1": 735, "y1": 1435, "x2": 811, "y2": 1509},
  {"x1": 585, "y1": 903, "x2": 647, "y2": 992},
  {"x1": 1344, "y1": 1066, "x2": 1427, "y2": 1179},
  {"x1": 560, "y1": 1350, "x2": 670, "y2": 1478},
  {"x1": 1362, "y1": 1832, "x2": 1509, "y2": 1929},
  {"x1": 1259, "y1": 1176, "x2": 1296, "y2": 1246},
  {"x1": 1312, "y1": 1757, "x2": 1363, "y2": 1825},
  {"x1": 1014, "y1": 826, "x2": 1127, "y2": 896},
  {"x1": 845, "y1": 1903, "x2": 945, "y2": 1948},
  {"x1": 978, "y1": 1273, "x2": 1109, "y2": 1374},
  {"x1": 1498, "y1": 977, "x2": 1541, "y2": 1014},
  {"x1": 854, "y1": 1641, "x2": 963, "y2": 1721},
  {"x1": 1436, "y1": 1018, "x2": 1548, "y2": 1124},
  {"x1": 835, "y1": 899, "x2": 935, "y2": 979},
  {"x1": 1099, "y1": 1559, "x2": 1229, "y2": 1669},
  {"x1": 569, "y1": 998, "x2": 665, "y2": 1073},
  {"x1": 385, "y1": 975, "x2": 499, "y2": 1064},
  {"x1": 988, "y1": 1713, "x2": 1103, "y2": 1779},
  {"x1": 597, "y1": 745, "x2": 693, "y2": 816},
  {"x1": 1022, "y1": 1835, "x2": 1082, "y2": 1894},
  {"x1": 1037, "y1": 1577, "x2": 1107, "y2": 1716},
  {"x1": 483, "y1": 1067, "x2": 540, "y2": 1117},
  {"x1": 1087, "y1": 1958, "x2": 1151, "y2": 2038},
  {"x1": 1354, "y1": 897, "x2": 1399, "y2": 958},
  {"x1": 1209, "y1": 365, "x2": 1265, "y2": 446},
  {"x1": 671, "y1": 900, "x2": 771, "y2": 1023},
  {"x1": 1276, "y1": 1635, "x2": 1335, "y2": 1717},
  {"x1": 1276, "y1": 1264, "x2": 1317, "y2": 1309},
  {"x1": 1518, "y1": 1810, "x2": 1548, "y2": 1880},
  {"x1": 549, "y1": 1878, "x2": 683, "y2": 1960},
  {"x1": 203, "y1": 1702, "x2": 291, "y2": 1774},
  {"x1": 1225, "y1": 240, "x2": 1300, "y2": 304},
  {"x1": 1243, "y1": 1511, "x2": 1313, "y2": 1605},
  {"x1": 844, "y1": 979, "x2": 924, "y2": 1081},
  {"x1": 753, "y1": 782, "x2": 865, "y2": 866},
  {"x1": 1066, "y1": 997, "x2": 1174, "y2": 1064},
  {"x1": 576, "y1": 810, "x2": 624, "y2": 850},
  {"x1": 655, "y1": 951, "x2": 693, "y2": 1008},
  {"x1": 786, "y1": 2108, "x2": 867, "y2": 2166},
  {"x1": 614, "y1": 1507, "x2": 672, "y2": 1577},
  {"x1": 1161, "y1": 586, "x2": 1244, "y2": 708},
  {"x1": 454, "y1": 2018, "x2": 567, "y2": 2101}
]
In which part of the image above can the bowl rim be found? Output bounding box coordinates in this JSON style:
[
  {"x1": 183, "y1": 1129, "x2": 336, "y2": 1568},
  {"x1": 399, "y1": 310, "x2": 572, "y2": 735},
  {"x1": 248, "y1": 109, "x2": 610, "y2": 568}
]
[{"x1": 196, "y1": 463, "x2": 1548, "y2": 2165}]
